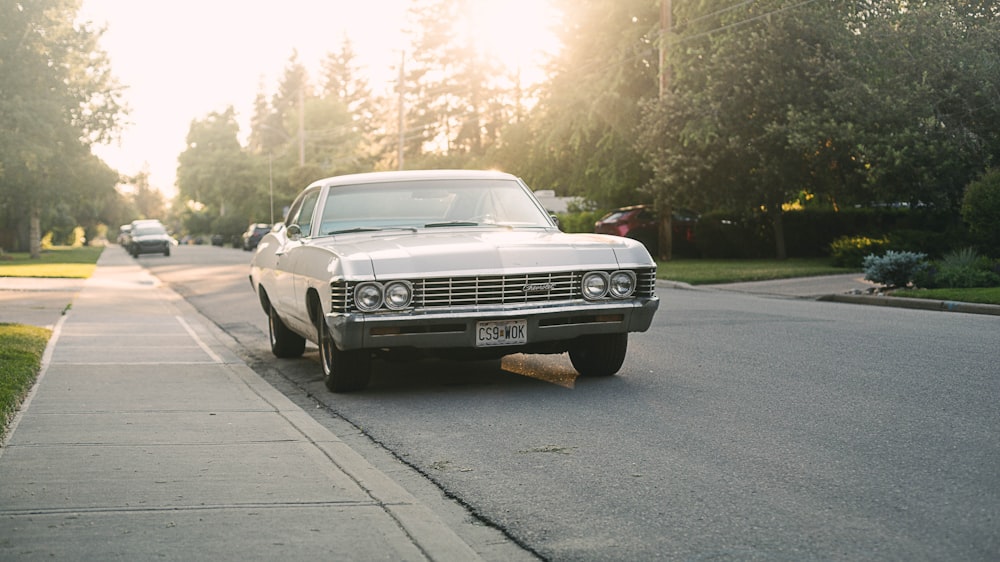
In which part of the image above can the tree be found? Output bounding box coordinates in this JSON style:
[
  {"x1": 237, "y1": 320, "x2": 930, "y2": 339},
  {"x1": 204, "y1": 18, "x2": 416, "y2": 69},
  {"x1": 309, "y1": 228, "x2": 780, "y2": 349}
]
[
  {"x1": 637, "y1": 0, "x2": 1000, "y2": 259},
  {"x1": 401, "y1": 0, "x2": 519, "y2": 166},
  {"x1": 124, "y1": 168, "x2": 167, "y2": 220},
  {"x1": 961, "y1": 169, "x2": 1000, "y2": 256},
  {"x1": 245, "y1": 49, "x2": 380, "y2": 221},
  {"x1": 176, "y1": 108, "x2": 261, "y2": 235},
  {"x1": 0, "y1": 0, "x2": 126, "y2": 255},
  {"x1": 518, "y1": 0, "x2": 657, "y2": 210},
  {"x1": 320, "y1": 37, "x2": 376, "y2": 136},
  {"x1": 841, "y1": 1, "x2": 1000, "y2": 210},
  {"x1": 639, "y1": 1, "x2": 868, "y2": 259}
]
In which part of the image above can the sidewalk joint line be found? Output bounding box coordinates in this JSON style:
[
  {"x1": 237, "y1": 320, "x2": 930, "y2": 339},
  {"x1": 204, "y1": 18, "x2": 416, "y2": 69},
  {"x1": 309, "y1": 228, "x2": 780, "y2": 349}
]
[{"x1": 176, "y1": 315, "x2": 225, "y2": 363}]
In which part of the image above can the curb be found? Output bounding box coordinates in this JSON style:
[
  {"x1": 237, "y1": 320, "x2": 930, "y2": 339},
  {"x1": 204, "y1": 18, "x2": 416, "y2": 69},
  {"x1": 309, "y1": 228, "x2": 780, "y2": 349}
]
[
  {"x1": 818, "y1": 293, "x2": 1000, "y2": 316},
  {"x1": 656, "y1": 279, "x2": 1000, "y2": 317}
]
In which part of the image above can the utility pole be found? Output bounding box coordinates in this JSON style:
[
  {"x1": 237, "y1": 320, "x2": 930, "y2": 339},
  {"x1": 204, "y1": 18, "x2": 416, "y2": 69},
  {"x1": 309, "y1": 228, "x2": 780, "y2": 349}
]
[
  {"x1": 398, "y1": 51, "x2": 405, "y2": 171},
  {"x1": 657, "y1": 0, "x2": 674, "y2": 261},
  {"x1": 659, "y1": 0, "x2": 671, "y2": 97},
  {"x1": 298, "y1": 87, "x2": 305, "y2": 167}
]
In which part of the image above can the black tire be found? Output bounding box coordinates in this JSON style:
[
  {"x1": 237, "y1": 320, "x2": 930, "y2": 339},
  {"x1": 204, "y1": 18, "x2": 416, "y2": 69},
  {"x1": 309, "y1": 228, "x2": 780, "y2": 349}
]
[
  {"x1": 268, "y1": 305, "x2": 305, "y2": 358},
  {"x1": 318, "y1": 316, "x2": 371, "y2": 392},
  {"x1": 164, "y1": 246, "x2": 170, "y2": 257},
  {"x1": 569, "y1": 333, "x2": 628, "y2": 377}
]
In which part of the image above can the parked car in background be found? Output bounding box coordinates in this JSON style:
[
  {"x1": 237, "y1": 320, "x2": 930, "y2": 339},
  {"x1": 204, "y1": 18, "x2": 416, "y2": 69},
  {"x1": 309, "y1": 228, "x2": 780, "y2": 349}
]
[
  {"x1": 594, "y1": 204, "x2": 699, "y2": 257},
  {"x1": 250, "y1": 170, "x2": 659, "y2": 392},
  {"x1": 242, "y1": 223, "x2": 272, "y2": 251},
  {"x1": 128, "y1": 220, "x2": 173, "y2": 257},
  {"x1": 117, "y1": 224, "x2": 132, "y2": 247}
]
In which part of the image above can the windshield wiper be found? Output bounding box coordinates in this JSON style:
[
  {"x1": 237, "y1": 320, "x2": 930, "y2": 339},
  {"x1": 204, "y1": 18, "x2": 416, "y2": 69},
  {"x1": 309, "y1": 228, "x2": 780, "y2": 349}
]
[
  {"x1": 423, "y1": 221, "x2": 481, "y2": 228},
  {"x1": 327, "y1": 226, "x2": 417, "y2": 235}
]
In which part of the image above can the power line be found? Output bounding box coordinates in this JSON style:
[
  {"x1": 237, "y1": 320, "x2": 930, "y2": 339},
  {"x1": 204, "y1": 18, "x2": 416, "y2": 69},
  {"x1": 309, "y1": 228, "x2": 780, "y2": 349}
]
[
  {"x1": 674, "y1": 0, "x2": 823, "y2": 44},
  {"x1": 683, "y1": 0, "x2": 757, "y2": 26}
]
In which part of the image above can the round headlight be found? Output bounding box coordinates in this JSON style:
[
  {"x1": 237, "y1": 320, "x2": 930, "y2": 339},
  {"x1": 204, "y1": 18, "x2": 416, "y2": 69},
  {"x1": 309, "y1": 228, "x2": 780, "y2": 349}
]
[
  {"x1": 383, "y1": 281, "x2": 413, "y2": 310},
  {"x1": 354, "y1": 282, "x2": 384, "y2": 312},
  {"x1": 609, "y1": 271, "x2": 636, "y2": 298},
  {"x1": 582, "y1": 272, "x2": 609, "y2": 300}
]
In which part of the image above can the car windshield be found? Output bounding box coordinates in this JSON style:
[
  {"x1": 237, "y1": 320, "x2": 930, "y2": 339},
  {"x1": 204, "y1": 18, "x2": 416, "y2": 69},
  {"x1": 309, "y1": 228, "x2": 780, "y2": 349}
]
[
  {"x1": 133, "y1": 225, "x2": 166, "y2": 236},
  {"x1": 318, "y1": 178, "x2": 552, "y2": 235}
]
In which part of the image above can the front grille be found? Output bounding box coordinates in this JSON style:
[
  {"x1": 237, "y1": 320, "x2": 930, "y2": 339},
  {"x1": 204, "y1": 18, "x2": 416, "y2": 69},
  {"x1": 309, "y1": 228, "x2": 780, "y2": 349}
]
[
  {"x1": 417, "y1": 272, "x2": 580, "y2": 307},
  {"x1": 331, "y1": 268, "x2": 656, "y2": 313}
]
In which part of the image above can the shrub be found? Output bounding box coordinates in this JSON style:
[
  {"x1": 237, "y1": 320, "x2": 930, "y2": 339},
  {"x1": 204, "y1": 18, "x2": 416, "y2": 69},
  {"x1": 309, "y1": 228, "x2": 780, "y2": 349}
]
[
  {"x1": 829, "y1": 235, "x2": 890, "y2": 268},
  {"x1": 695, "y1": 210, "x2": 768, "y2": 258},
  {"x1": 556, "y1": 210, "x2": 604, "y2": 234},
  {"x1": 916, "y1": 247, "x2": 1000, "y2": 289},
  {"x1": 862, "y1": 250, "x2": 928, "y2": 289},
  {"x1": 886, "y1": 228, "x2": 960, "y2": 259},
  {"x1": 962, "y1": 169, "x2": 1000, "y2": 256}
]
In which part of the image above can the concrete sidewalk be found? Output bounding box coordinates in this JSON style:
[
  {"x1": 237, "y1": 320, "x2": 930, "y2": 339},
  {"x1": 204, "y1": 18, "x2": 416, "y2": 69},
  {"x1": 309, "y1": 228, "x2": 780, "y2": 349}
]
[{"x1": 0, "y1": 250, "x2": 485, "y2": 560}]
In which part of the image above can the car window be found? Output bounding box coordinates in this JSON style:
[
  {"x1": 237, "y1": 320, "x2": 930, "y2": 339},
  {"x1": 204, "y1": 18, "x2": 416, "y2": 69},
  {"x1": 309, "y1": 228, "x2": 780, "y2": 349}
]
[
  {"x1": 318, "y1": 179, "x2": 551, "y2": 234},
  {"x1": 288, "y1": 190, "x2": 321, "y2": 236}
]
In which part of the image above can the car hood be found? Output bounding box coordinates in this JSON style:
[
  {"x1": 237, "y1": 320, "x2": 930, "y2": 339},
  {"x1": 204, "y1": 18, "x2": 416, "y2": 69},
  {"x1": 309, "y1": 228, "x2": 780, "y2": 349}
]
[{"x1": 314, "y1": 228, "x2": 654, "y2": 279}]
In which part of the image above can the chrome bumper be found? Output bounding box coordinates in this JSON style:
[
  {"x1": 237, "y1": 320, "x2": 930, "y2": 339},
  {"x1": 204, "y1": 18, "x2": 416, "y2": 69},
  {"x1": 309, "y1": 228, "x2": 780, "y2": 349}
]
[{"x1": 327, "y1": 297, "x2": 659, "y2": 350}]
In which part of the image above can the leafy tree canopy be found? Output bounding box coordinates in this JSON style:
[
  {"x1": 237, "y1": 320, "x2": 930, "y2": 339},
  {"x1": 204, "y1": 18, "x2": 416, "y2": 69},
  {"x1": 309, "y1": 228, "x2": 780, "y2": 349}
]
[{"x1": 0, "y1": 0, "x2": 127, "y2": 253}]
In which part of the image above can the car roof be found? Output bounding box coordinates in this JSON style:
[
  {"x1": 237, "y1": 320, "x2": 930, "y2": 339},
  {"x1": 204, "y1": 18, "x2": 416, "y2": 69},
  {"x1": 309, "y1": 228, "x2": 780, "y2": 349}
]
[{"x1": 310, "y1": 169, "x2": 519, "y2": 188}]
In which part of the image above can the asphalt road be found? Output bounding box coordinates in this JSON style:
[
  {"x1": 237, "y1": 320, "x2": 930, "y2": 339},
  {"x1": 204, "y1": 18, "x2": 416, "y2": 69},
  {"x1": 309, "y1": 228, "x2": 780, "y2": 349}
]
[{"x1": 143, "y1": 244, "x2": 1000, "y2": 561}]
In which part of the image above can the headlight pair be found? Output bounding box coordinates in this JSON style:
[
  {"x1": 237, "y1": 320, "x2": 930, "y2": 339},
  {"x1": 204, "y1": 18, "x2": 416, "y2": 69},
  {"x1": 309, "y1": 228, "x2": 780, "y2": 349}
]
[
  {"x1": 582, "y1": 270, "x2": 637, "y2": 300},
  {"x1": 354, "y1": 280, "x2": 413, "y2": 312}
]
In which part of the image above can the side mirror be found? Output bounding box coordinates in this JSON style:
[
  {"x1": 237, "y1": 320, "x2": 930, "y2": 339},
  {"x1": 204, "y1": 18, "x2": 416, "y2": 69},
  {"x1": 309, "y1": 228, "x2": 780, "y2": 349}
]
[
  {"x1": 286, "y1": 224, "x2": 302, "y2": 240},
  {"x1": 550, "y1": 215, "x2": 562, "y2": 230}
]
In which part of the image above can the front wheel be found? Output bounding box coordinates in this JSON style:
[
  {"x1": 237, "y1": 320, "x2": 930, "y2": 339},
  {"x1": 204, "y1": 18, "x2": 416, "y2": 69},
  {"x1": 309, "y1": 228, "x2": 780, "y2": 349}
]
[
  {"x1": 318, "y1": 317, "x2": 371, "y2": 392},
  {"x1": 569, "y1": 333, "x2": 628, "y2": 377},
  {"x1": 268, "y1": 305, "x2": 305, "y2": 358}
]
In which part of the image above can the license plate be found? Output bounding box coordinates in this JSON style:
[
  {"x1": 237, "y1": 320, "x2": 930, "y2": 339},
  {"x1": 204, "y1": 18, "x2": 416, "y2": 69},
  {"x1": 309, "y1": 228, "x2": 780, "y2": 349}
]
[{"x1": 476, "y1": 319, "x2": 527, "y2": 347}]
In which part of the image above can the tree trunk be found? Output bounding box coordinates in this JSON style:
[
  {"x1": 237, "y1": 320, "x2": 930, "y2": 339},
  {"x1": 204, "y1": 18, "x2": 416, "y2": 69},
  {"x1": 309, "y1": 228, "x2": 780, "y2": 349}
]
[
  {"x1": 772, "y1": 209, "x2": 787, "y2": 260},
  {"x1": 29, "y1": 205, "x2": 41, "y2": 259},
  {"x1": 657, "y1": 201, "x2": 673, "y2": 261}
]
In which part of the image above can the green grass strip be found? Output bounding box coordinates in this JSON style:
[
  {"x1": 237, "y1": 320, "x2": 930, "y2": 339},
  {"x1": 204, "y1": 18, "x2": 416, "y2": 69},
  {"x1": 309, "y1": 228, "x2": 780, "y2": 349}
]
[
  {"x1": 899, "y1": 287, "x2": 1000, "y2": 305},
  {"x1": 656, "y1": 258, "x2": 853, "y2": 285},
  {"x1": 0, "y1": 323, "x2": 51, "y2": 440},
  {"x1": 0, "y1": 246, "x2": 103, "y2": 278}
]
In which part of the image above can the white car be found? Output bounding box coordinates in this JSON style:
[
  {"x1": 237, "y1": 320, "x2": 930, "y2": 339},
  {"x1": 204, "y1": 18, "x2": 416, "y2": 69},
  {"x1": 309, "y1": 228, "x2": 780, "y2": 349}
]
[{"x1": 249, "y1": 170, "x2": 659, "y2": 392}]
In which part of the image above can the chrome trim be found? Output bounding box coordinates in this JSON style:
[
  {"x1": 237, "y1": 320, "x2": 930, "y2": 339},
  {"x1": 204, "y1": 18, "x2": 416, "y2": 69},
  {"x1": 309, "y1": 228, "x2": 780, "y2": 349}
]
[{"x1": 332, "y1": 268, "x2": 656, "y2": 314}]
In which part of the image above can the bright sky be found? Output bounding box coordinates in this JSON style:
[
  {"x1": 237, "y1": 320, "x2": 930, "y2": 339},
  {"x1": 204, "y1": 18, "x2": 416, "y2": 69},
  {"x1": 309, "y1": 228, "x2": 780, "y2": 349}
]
[{"x1": 79, "y1": 0, "x2": 559, "y2": 198}]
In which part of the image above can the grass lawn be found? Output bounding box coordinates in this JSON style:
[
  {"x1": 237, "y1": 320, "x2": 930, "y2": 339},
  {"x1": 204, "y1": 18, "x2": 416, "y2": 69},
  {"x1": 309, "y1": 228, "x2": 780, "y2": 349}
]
[
  {"x1": 0, "y1": 246, "x2": 104, "y2": 278},
  {"x1": 656, "y1": 258, "x2": 853, "y2": 285},
  {"x1": 896, "y1": 287, "x2": 1000, "y2": 305},
  {"x1": 0, "y1": 324, "x2": 50, "y2": 440}
]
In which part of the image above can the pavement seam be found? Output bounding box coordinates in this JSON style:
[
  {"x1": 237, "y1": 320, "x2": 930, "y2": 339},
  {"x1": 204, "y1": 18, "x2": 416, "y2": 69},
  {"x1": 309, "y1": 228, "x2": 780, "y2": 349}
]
[{"x1": 0, "y1": 500, "x2": 385, "y2": 517}]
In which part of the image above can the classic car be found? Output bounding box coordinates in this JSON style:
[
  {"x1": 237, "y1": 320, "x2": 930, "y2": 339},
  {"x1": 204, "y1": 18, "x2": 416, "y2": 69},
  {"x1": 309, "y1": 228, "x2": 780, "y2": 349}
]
[{"x1": 249, "y1": 170, "x2": 659, "y2": 392}]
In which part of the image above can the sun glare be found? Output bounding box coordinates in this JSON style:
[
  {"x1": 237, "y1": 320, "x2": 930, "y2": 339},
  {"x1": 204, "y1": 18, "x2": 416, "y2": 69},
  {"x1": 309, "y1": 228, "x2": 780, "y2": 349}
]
[{"x1": 456, "y1": 0, "x2": 561, "y2": 85}]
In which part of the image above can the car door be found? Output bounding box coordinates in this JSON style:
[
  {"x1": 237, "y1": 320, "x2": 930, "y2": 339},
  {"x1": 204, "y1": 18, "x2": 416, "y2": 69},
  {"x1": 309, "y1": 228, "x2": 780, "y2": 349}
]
[{"x1": 273, "y1": 188, "x2": 321, "y2": 329}]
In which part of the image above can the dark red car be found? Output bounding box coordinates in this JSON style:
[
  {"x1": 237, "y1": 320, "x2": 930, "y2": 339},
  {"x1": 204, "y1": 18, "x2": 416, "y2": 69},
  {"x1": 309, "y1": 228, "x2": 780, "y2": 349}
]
[{"x1": 594, "y1": 205, "x2": 698, "y2": 256}]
